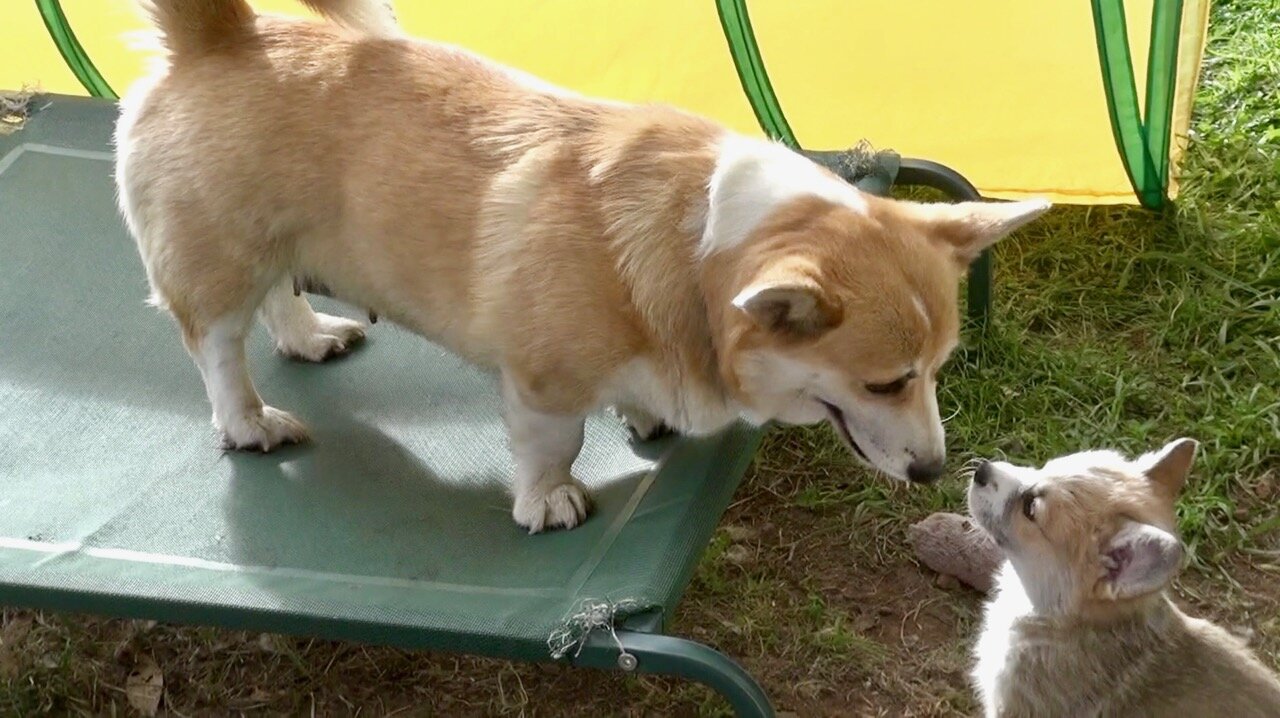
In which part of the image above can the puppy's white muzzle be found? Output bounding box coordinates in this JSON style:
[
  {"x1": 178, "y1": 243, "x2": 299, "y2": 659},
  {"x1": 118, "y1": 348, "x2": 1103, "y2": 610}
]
[{"x1": 968, "y1": 460, "x2": 1021, "y2": 545}]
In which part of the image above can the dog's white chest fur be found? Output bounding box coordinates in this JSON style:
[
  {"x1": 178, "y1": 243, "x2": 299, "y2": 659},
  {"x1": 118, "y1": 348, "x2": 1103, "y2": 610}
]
[
  {"x1": 972, "y1": 562, "x2": 1036, "y2": 717},
  {"x1": 607, "y1": 359, "x2": 741, "y2": 437}
]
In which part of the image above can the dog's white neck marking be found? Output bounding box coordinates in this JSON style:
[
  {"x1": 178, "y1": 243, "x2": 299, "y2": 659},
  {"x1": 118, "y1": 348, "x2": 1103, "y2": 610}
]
[{"x1": 700, "y1": 134, "x2": 867, "y2": 258}]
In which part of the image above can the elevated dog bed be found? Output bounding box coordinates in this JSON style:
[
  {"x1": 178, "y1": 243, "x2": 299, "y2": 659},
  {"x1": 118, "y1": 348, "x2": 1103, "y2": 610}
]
[{"x1": 0, "y1": 95, "x2": 983, "y2": 716}]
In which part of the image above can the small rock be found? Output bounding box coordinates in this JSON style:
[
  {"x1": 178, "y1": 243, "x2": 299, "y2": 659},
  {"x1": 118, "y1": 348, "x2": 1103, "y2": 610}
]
[
  {"x1": 1255, "y1": 479, "x2": 1275, "y2": 501},
  {"x1": 723, "y1": 524, "x2": 758, "y2": 543},
  {"x1": 853, "y1": 612, "x2": 878, "y2": 633},
  {"x1": 724, "y1": 544, "x2": 753, "y2": 565},
  {"x1": 935, "y1": 572, "x2": 961, "y2": 590},
  {"x1": 257, "y1": 633, "x2": 288, "y2": 654},
  {"x1": 237, "y1": 687, "x2": 274, "y2": 706},
  {"x1": 795, "y1": 681, "x2": 823, "y2": 700}
]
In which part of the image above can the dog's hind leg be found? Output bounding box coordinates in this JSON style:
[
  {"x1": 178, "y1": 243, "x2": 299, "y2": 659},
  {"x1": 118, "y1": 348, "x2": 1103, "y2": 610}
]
[
  {"x1": 259, "y1": 280, "x2": 366, "y2": 362},
  {"x1": 144, "y1": 240, "x2": 309, "y2": 452},
  {"x1": 188, "y1": 308, "x2": 310, "y2": 451},
  {"x1": 502, "y1": 373, "x2": 593, "y2": 533}
]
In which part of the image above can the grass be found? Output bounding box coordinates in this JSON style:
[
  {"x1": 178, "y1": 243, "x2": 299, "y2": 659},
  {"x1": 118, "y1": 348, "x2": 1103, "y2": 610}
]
[
  {"x1": 933, "y1": 0, "x2": 1280, "y2": 568},
  {"x1": 3, "y1": 0, "x2": 1279, "y2": 714}
]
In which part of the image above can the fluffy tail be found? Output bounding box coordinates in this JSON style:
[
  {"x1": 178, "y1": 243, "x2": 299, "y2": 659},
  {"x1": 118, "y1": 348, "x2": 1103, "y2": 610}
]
[
  {"x1": 143, "y1": 0, "x2": 399, "y2": 54},
  {"x1": 297, "y1": 0, "x2": 399, "y2": 36}
]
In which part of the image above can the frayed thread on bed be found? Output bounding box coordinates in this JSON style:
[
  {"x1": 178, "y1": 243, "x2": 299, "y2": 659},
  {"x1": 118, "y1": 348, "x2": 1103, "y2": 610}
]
[
  {"x1": 1, "y1": 87, "x2": 45, "y2": 136},
  {"x1": 547, "y1": 597, "x2": 647, "y2": 661},
  {"x1": 800, "y1": 140, "x2": 900, "y2": 197}
]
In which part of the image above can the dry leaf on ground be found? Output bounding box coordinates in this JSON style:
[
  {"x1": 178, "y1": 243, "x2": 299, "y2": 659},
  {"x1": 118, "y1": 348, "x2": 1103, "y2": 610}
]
[{"x1": 126, "y1": 655, "x2": 164, "y2": 717}]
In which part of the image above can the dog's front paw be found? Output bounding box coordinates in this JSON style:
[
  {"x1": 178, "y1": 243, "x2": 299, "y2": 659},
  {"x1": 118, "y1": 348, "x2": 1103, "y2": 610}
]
[
  {"x1": 217, "y1": 406, "x2": 310, "y2": 452},
  {"x1": 513, "y1": 478, "x2": 593, "y2": 533},
  {"x1": 277, "y1": 313, "x2": 366, "y2": 362}
]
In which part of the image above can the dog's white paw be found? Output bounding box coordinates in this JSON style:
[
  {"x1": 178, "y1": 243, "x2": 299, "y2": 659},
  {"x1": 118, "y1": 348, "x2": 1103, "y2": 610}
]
[
  {"x1": 512, "y1": 478, "x2": 593, "y2": 533},
  {"x1": 277, "y1": 313, "x2": 365, "y2": 362},
  {"x1": 217, "y1": 406, "x2": 310, "y2": 452}
]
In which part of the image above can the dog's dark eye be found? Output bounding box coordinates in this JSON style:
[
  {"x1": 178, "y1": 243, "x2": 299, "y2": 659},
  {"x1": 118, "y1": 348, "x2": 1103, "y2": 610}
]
[
  {"x1": 865, "y1": 371, "x2": 916, "y2": 396},
  {"x1": 1022, "y1": 492, "x2": 1039, "y2": 521}
]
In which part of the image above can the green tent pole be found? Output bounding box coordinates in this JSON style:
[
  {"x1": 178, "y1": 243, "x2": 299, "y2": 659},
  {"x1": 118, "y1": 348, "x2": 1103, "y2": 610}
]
[{"x1": 36, "y1": 0, "x2": 118, "y2": 99}]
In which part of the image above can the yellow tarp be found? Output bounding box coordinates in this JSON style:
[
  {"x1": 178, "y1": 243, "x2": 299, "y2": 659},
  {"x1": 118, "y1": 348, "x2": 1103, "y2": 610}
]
[{"x1": 2, "y1": 0, "x2": 1209, "y2": 204}]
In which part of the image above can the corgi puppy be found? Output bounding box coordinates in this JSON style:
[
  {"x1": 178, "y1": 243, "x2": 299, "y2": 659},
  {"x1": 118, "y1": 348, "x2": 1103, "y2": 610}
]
[
  {"x1": 116, "y1": 0, "x2": 1050, "y2": 531},
  {"x1": 968, "y1": 439, "x2": 1280, "y2": 716}
]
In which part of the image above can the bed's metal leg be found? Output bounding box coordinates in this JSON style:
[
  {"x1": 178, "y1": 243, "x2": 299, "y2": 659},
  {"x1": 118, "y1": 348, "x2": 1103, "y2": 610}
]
[
  {"x1": 895, "y1": 158, "x2": 991, "y2": 325},
  {"x1": 574, "y1": 630, "x2": 775, "y2": 717}
]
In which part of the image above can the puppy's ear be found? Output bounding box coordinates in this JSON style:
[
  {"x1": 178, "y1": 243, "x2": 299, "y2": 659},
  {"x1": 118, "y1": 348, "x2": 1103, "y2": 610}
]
[
  {"x1": 1135, "y1": 438, "x2": 1198, "y2": 499},
  {"x1": 912, "y1": 199, "x2": 1051, "y2": 265},
  {"x1": 1099, "y1": 520, "x2": 1184, "y2": 600},
  {"x1": 732, "y1": 261, "x2": 841, "y2": 339}
]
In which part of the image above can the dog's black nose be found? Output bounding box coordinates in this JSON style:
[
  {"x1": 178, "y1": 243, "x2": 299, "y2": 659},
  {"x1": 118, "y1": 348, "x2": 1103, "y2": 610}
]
[
  {"x1": 973, "y1": 461, "x2": 993, "y2": 487},
  {"x1": 907, "y1": 458, "x2": 945, "y2": 484}
]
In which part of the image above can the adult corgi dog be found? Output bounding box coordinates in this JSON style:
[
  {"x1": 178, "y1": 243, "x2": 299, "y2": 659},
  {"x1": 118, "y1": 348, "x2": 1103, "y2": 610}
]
[
  {"x1": 968, "y1": 440, "x2": 1280, "y2": 717},
  {"x1": 116, "y1": 0, "x2": 1049, "y2": 532}
]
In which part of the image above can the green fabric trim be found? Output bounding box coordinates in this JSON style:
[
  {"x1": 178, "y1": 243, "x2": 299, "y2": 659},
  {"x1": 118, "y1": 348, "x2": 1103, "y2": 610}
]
[
  {"x1": 1091, "y1": 0, "x2": 1184, "y2": 209},
  {"x1": 714, "y1": 0, "x2": 798, "y2": 147},
  {"x1": 36, "y1": 0, "x2": 118, "y2": 99},
  {"x1": 1091, "y1": 0, "x2": 1158, "y2": 207},
  {"x1": 1144, "y1": 0, "x2": 1185, "y2": 194}
]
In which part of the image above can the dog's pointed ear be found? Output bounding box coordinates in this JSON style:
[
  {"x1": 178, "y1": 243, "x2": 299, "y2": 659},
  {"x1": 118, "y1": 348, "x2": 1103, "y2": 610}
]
[
  {"x1": 913, "y1": 199, "x2": 1051, "y2": 265},
  {"x1": 1099, "y1": 520, "x2": 1184, "y2": 600},
  {"x1": 1135, "y1": 438, "x2": 1198, "y2": 498},
  {"x1": 702, "y1": 137, "x2": 869, "y2": 257},
  {"x1": 732, "y1": 266, "x2": 841, "y2": 339}
]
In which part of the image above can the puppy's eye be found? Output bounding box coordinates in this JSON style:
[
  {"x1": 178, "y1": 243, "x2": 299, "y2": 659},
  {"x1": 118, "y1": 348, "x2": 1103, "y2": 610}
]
[
  {"x1": 865, "y1": 371, "x2": 916, "y2": 396},
  {"x1": 1022, "y1": 493, "x2": 1040, "y2": 521}
]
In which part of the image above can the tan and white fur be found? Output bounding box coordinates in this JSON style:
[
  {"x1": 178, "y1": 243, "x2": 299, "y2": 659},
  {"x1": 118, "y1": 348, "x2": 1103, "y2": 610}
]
[
  {"x1": 968, "y1": 440, "x2": 1280, "y2": 717},
  {"x1": 116, "y1": 0, "x2": 1050, "y2": 532}
]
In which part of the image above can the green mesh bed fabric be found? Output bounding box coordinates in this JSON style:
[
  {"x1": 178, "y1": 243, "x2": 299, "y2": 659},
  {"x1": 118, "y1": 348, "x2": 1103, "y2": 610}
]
[{"x1": 0, "y1": 95, "x2": 761, "y2": 662}]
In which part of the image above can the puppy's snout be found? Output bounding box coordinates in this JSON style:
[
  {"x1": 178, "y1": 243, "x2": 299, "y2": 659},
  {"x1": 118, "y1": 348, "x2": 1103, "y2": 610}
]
[
  {"x1": 907, "y1": 458, "x2": 945, "y2": 484},
  {"x1": 973, "y1": 460, "x2": 993, "y2": 487}
]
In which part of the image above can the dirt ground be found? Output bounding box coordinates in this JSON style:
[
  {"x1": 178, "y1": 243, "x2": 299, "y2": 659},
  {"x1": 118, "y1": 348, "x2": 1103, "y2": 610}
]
[{"x1": 3, "y1": 445, "x2": 1276, "y2": 716}]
